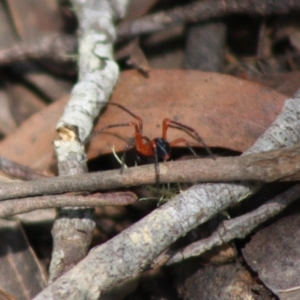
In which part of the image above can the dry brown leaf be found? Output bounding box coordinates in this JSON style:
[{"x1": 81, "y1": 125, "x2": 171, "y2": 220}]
[
  {"x1": 243, "y1": 213, "x2": 300, "y2": 298},
  {"x1": 0, "y1": 90, "x2": 17, "y2": 136},
  {"x1": 0, "y1": 70, "x2": 287, "y2": 173},
  {"x1": 6, "y1": 0, "x2": 62, "y2": 40},
  {"x1": 88, "y1": 70, "x2": 286, "y2": 159},
  {"x1": 7, "y1": 83, "x2": 46, "y2": 125},
  {"x1": 0, "y1": 219, "x2": 46, "y2": 299},
  {"x1": 0, "y1": 96, "x2": 68, "y2": 172},
  {"x1": 246, "y1": 71, "x2": 300, "y2": 97}
]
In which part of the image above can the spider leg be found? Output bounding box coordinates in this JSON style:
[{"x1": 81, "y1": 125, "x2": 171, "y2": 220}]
[
  {"x1": 87, "y1": 122, "x2": 140, "y2": 144},
  {"x1": 170, "y1": 138, "x2": 198, "y2": 157},
  {"x1": 142, "y1": 136, "x2": 151, "y2": 143},
  {"x1": 120, "y1": 136, "x2": 135, "y2": 174},
  {"x1": 99, "y1": 101, "x2": 144, "y2": 132},
  {"x1": 162, "y1": 118, "x2": 215, "y2": 159},
  {"x1": 92, "y1": 101, "x2": 156, "y2": 158},
  {"x1": 152, "y1": 140, "x2": 161, "y2": 196},
  {"x1": 88, "y1": 122, "x2": 146, "y2": 174}
]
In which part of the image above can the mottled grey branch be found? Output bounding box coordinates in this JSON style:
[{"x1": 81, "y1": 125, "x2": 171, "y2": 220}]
[
  {"x1": 162, "y1": 183, "x2": 300, "y2": 266},
  {"x1": 56, "y1": 0, "x2": 129, "y2": 142},
  {"x1": 49, "y1": 0, "x2": 129, "y2": 285},
  {"x1": 49, "y1": 139, "x2": 93, "y2": 284}
]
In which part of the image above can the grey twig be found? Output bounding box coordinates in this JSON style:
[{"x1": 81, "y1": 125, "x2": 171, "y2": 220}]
[
  {"x1": 0, "y1": 156, "x2": 49, "y2": 180},
  {"x1": 161, "y1": 183, "x2": 300, "y2": 266},
  {"x1": 0, "y1": 192, "x2": 137, "y2": 218},
  {"x1": 0, "y1": 33, "x2": 76, "y2": 66},
  {"x1": 1, "y1": 143, "x2": 300, "y2": 201},
  {"x1": 117, "y1": 0, "x2": 300, "y2": 40}
]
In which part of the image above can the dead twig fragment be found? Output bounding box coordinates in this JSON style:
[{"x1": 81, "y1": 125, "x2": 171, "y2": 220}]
[
  {"x1": 0, "y1": 192, "x2": 137, "y2": 218},
  {"x1": 160, "y1": 183, "x2": 300, "y2": 266},
  {"x1": 1, "y1": 143, "x2": 300, "y2": 201},
  {"x1": 49, "y1": 0, "x2": 130, "y2": 284},
  {"x1": 0, "y1": 156, "x2": 49, "y2": 180},
  {"x1": 117, "y1": 0, "x2": 300, "y2": 40},
  {"x1": 0, "y1": 34, "x2": 76, "y2": 66}
]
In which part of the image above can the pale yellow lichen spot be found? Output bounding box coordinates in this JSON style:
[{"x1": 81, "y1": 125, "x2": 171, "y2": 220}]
[{"x1": 129, "y1": 226, "x2": 153, "y2": 244}]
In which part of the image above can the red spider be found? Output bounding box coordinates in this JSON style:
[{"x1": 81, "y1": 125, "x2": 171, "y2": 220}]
[{"x1": 90, "y1": 102, "x2": 215, "y2": 189}]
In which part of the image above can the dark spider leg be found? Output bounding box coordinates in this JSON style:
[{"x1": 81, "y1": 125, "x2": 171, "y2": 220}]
[
  {"x1": 86, "y1": 123, "x2": 136, "y2": 146},
  {"x1": 162, "y1": 118, "x2": 215, "y2": 159},
  {"x1": 152, "y1": 141, "x2": 161, "y2": 197},
  {"x1": 120, "y1": 136, "x2": 135, "y2": 174},
  {"x1": 87, "y1": 122, "x2": 140, "y2": 143},
  {"x1": 98, "y1": 101, "x2": 143, "y2": 132},
  {"x1": 170, "y1": 138, "x2": 199, "y2": 157},
  {"x1": 86, "y1": 122, "x2": 140, "y2": 173}
]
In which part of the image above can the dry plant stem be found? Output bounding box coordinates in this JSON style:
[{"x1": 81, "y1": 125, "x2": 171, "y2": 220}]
[
  {"x1": 0, "y1": 156, "x2": 48, "y2": 180},
  {"x1": 0, "y1": 192, "x2": 137, "y2": 218},
  {"x1": 49, "y1": 140, "x2": 94, "y2": 284},
  {"x1": 0, "y1": 33, "x2": 76, "y2": 66},
  {"x1": 117, "y1": 0, "x2": 300, "y2": 40},
  {"x1": 34, "y1": 91, "x2": 300, "y2": 300},
  {"x1": 56, "y1": 0, "x2": 128, "y2": 142},
  {"x1": 50, "y1": 0, "x2": 129, "y2": 285},
  {"x1": 1, "y1": 143, "x2": 300, "y2": 201},
  {"x1": 163, "y1": 183, "x2": 300, "y2": 266},
  {"x1": 0, "y1": 1, "x2": 299, "y2": 68}
]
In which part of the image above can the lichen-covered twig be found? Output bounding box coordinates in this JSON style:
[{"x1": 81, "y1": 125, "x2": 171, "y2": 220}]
[
  {"x1": 49, "y1": 0, "x2": 129, "y2": 284},
  {"x1": 56, "y1": 0, "x2": 128, "y2": 142}
]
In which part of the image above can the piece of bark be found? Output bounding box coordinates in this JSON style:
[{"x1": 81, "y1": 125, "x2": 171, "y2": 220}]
[
  {"x1": 243, "y1": 212, "x2": 300, "y2": 299},
  {"x1": 0, "y1": 219, "x2": 46, "y2": 299}
]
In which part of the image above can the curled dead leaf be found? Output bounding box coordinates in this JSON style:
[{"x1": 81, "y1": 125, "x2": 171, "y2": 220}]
[
  {"x1": 88, "y1": 69, "x2": 286, "y2": 159},
  {"x1": 0, "y1": 70, "x2": 287, "y2": 173}
]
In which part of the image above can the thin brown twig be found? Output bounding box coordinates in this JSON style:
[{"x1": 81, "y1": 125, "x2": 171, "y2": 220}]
[
  {"x1": 0, "y1": 33, "x2": 76, "y2": 66},
  {"x1": 0, "y1": 192, "x2": 137, "y2": 218},
  {"x1": 0, "y1": 143, "x2": 300, "y2": 201},
  {"x1": 0, "y1": 156, "x2": 50, "y2": 180},
  {"x1": 117, "y1": 0, "x2": 300, "y2": 40},
  {"x1": 1, "y1": 1, "x2": 300, "y2": 67}
]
